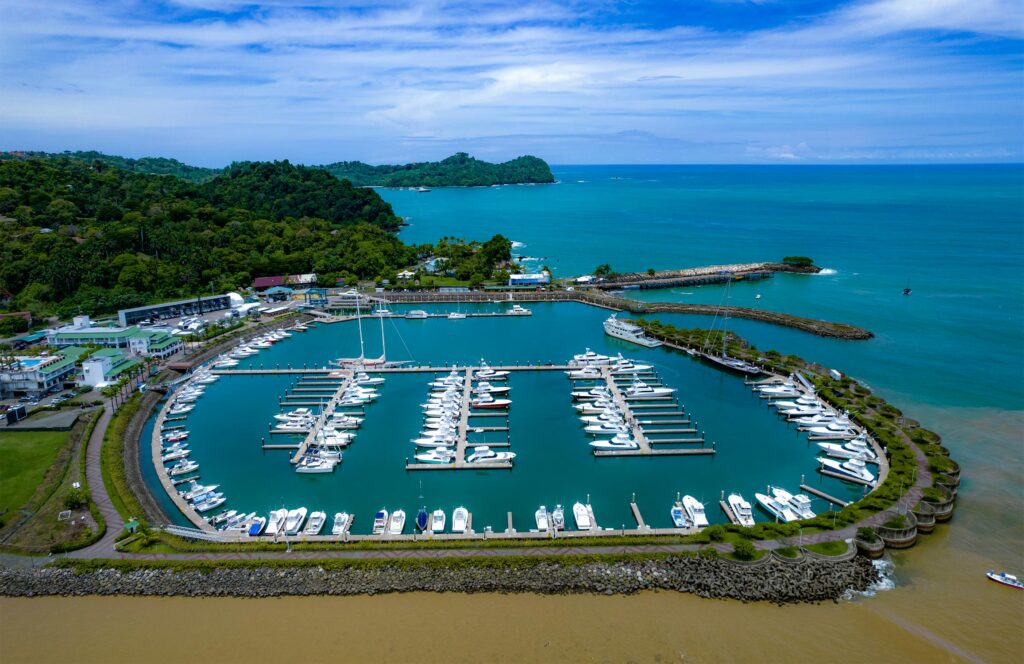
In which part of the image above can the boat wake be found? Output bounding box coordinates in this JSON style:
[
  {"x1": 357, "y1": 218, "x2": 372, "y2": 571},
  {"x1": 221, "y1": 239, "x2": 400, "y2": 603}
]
[
  {"x1": 815, "y1": 268, "x2": 838, "y2": 276},
  {"x1": 844, "y1": 558, "x2": 896, "y2": 600},
  {"x1": 511, "y1": 240, "x2": 526, "y2": 249}
]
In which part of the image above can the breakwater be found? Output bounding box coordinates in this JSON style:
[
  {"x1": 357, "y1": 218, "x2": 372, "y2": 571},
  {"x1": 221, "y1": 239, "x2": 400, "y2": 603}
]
[
  {"x1": 592, "y1": 261, "x2": 819, "y2": 290},
  {"x1": 1, "y1": 554, "x2": 879, "y2": 603},
  {"x1": 379, "y1": 290, "x2": 873, "y2": 339}
]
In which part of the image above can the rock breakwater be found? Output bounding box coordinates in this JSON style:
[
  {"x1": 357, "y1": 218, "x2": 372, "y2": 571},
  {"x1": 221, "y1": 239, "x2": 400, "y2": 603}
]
[{"x1": 1, "y1": 555, "x2": 880, "y2": 604}]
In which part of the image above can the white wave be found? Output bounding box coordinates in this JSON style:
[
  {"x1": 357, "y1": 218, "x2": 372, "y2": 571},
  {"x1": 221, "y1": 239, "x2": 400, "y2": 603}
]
[
  {"x1": 815, "y1": 268, "x2": 838, "y2": 276},
  {"x1": 511, "y1": 240, "x2": 526, "y2": 249},
  {"x1": 844, "y1": 558, "x2": 896, "y2": 600}
]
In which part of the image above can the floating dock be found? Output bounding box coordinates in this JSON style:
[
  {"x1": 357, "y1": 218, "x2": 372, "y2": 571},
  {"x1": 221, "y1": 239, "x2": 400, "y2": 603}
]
[
  {"x1": 800, "y1": 484, "x2": 851, "y2": 507},
  {"x1": 289, "y1": 372, "x2": 354, "y2": 464}
]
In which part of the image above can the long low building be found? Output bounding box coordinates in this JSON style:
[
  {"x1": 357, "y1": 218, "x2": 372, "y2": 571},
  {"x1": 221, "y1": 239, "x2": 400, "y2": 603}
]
[
  {"x1": 117, "y1": 293, "x2": 238, "y2": 326},
  {"x1": 0, "y1": 347, "x2": 85, "y2": 397},
  {"x1": 47, "y1": 316, "x2": 183, "y2": 359}
]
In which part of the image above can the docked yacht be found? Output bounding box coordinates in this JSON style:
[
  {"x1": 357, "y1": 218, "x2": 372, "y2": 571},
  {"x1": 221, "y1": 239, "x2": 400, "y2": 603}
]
[
  {"x1": 755, "y1": 492, "x2": 799, "y2": 522},
  {"x1": 195, "y1": 495, "x2": 226, "y2": 513},
  {"x1": 447, "y1": 311, "x2": 467, "y2": 320},
  {"x1": 572, "y1": 387, "x2": 612, "y2": 400},
  {"x1": 431, "y1": 509, "x2": 446, "y2": 533},
  {"x1": 803, "y1": 419, "x2": 856, "y2": 439},
  {"x1": 551, "y1": 505, "x2": 565, "y2": 530},
  {"x1": 772, "y1": 487, "x2": 816, "y2": 519},
  {"x1": 671, "y1": 504, "x2": 689, "y2": 528},
  {"x1": 583, "y1": 422, "x2": 629, "y2": 435},
  {"x1": 575, "y1": 398, "x2": 618, "y2": 414},
  {"x1": 247, "y1": 516, "x2": 267, "y2": 536},
  {"x1": 566, "y1": 366, "x2": 604, "y2": 380},
  {"x1": 414, "y1": 448, "x2": 456, "y2": 464},
  {"x1": 704, "y1": 353, "x2": 761, "y2": 375},
  {"x1": 475, "y1": 361, "x2": 509, "y2": 380},
  {"x1": 160, "y1": 448, "x2": 190, "y2": 462},
  {"x1": 180, "y1": 482, "x2": 219, "y2": 502},
  {"x1": 624, "y1": 380, "x2": 676, "y2": 399},
  {"x1": 295, "y1": 455, "x2": 337, "y2": 473},
  {"x1": 265, "y1": 509, "x2": 288, "y2": 536},
  {"x1": 331, "y1": 512, "x2": 351, "y2": 535},
  {"x1": 589, "y1": 432, "x2": 638, "y2": 450},
  {"x1": 609, "y1": 356, "x2": 653, "y2": 374},
  {"x1": 470, "y1": 394, "x2": 511, "y2": 409},
  {"x1": 572, "y1": 502, "x2": 592, "y2": 530},
  {"x1": 466, "y1": 446, "x2": 516, "y2": 463},
  {"x1": 603, "y1": 315, "x2": 663, "y2": 348},
  {"x1": 535, "y1": 505, "x2": 549, "y2": 531},
  {"x1": 728, "y1": 493, "x2": 756, "y2": 527},
  {"x1": 817, "y1": 435, "x2": 877, "y2": 461},
  {"x1": 372, "y1": 509, "x2": 389, "y2": 534},
  {"x1": 682, "y1": 495, "x2": 709, "y2": 528},
  {"x1": 388, "y1": 510, "x2": 406, "y2": 534},
  {"x1": 354, "y1": 372, "x2": 385, "y2": 386},
  {"x1": 168, "y1": 459, "x2": 199, "y2": 476},
  {"x1": 304, "y1": 511, "x2": 326, "y2": 535},
  {"x1": 820, "y1": 457, "x2": 876, "y2": 484},
  {"x1": 406, "y1": 310, "x2": 429, "y2": 319},
  {"x1": 452, "y1": 507, "x2": 469, "y2": 533},
  {"x1": 508, "y1": 304, "x2": 532, "y2": 316},
  {"x1": 571, "y1": 348, "x2": 612, "y2": 366},
  {"x1": 274, "y1": 408, "x2": 314, "y2": 421},
  {"x1": 283, "y1": 507, "x2": 308, "y2": 535},
  {"x1": 472, "y1": 381, "x2": 511, "y2": 395}
]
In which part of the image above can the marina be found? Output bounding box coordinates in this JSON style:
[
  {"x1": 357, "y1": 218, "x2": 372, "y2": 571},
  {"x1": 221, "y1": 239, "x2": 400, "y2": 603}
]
[{"x1": 144, "y1": 301, "x2": 890, "y2": 536}]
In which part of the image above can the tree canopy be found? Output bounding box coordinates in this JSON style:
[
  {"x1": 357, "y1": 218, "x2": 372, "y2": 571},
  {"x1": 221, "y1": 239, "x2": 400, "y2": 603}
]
[{"x1": 322, "y1": 152, "x2": 555, "y2": 187}]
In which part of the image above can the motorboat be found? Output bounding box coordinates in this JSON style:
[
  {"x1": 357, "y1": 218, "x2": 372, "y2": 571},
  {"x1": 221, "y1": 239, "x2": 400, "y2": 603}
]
[
  {"x1": 195, "y1": 495, "x2": 226, "y2": 513},
  {"x1": 247, "y1": 516, "x2": 267, "y2": 536},
  {"x1": 535, "y1": 505, "x2": 549, "y2": 531},
  {"x1": 589, "y1": 432, "x2": 638, "y2": 450},
  {"x1": 772, "y1": 487, "x2": 816, "y2": 519},
  {"x1": 160, "y1": 448, "x2": 190, "y2": 462},
  {"x1": 571, "y1": 348, "x2": 613, "y2": 366},
  {"x1": 470, "y1": 394, "x2": 511, "y2": 409},
  {"x1": 224, "y1": 512, "x2": 256, "y2": 531},
  {"x1": 331, "y1": 512, "x2": 351, "y2": 535},
  {"x1": 295, "y1": 455, "x2": 337, "y2": 473},
  {"x1": 475, "y1": 361, "x2": 509, "y2": 380},
  {"x1": 572, "y1": 502, "x2": 591, "y2": 530},
  {"x1": 508, "y1": 304, "x2": 531, "y2": 316},
  {"x1": 275, "y1": 408, "x2": 313, "y2": 421},
  {"x1": 789, "y1": 412, "x2": 841, "y2": 426},
  {"x1": 624, "y1": 380, "x2": 676, "y2": 399},
  {"x1": 579, "y1": 409, "x2": 625, "y2": 425},
  {"x1": 603, "y1": 315, "x2": 663, "y2": 348},
  {"x1": 472, "y1": 382, "x2": 511, "y2": 395},
  {"x1": 817, "y1": 436, "x2": 877, "y2": 461},
  {"x1": 671, "y1": 504, "x2": 689, "y2": 528},
  {"x1": 416, "y1": 507, "x2": 429, "y2": 532},
  {"x1": 447, "y1": 311, "x2": 467, "y2": 320},
  {"x1": 354, "y1": 372, "x2": 385, "y2": 386},
  {"x1": 388, "y1": 510, "x2": 406, "y2": 534},
  {"x1": 755, "y1": 492, "x2": 799, "y2": 522},
  {"x1": 168, "y1": 459, "x2": 199, "y2": 476},
  {"x1": 210, "y1": 510, "x2": 236, "y2": 526},
  {"x1": 412, "y1": 435, "x2": 458, "y2": 448},
  {"x1": 283, "y1": 507, "x2": 308, "y2": 535},
  {"x1": 264, "y1": 508, "x2": 288, "y2": 536},
  {"x1": 609, "y1": 357, "x2": 653, "y2": 374},
  {"x1": 583, "y1": 422, "x2": 630, "y2": 436},
  {"x1": 772, "y1": 394, "x2": 820, "y2": 410},
  {"x1": 406, "y1": 310, "x2": 429, "y2": 319},
  {"x1": 728, "y1": 493, "x2": 756, "y2": 527},
  {"x1": 452, "y1": 506, "x2": 469, "y2": 533},
  {"x1": 566, "y1": 366, "x2": 603, "y2": 380},
  {"x1": 466, "y1": 446, "x2": 516, "y2": 463},
  {"x1": 431, "y1": 509, "x2": 446, "y2": 533},
  {"x1": 180, "y1": 482, "x2": 219, "y2": 501},
  {"x1": 372, "y1": 509, "x2": 389, "y2": 534},
  {"x1": 414, "y1": 448, "x2": 456, "y2": 464},
  {"x1": 551, "y1": 505, "x2": 565, "y2": 530},
  {"x1": 682, "y1": 495, "x2": 709, "y2": 528},
  {"x1": 572, "y1": 387, "x2": 612, "y2": 400},
  {"x1": 574, "y1": 399, "x2": 618, "y2": 414},
  {"x1": 303, "y1": 511, "x2": 326, "y2": 535},
  {"x1": 986, "y1": 571, "x2": 1024, "y2": 590},
  {"x1": 819, "y1": 457, "x2": 876, "y2": 484}
]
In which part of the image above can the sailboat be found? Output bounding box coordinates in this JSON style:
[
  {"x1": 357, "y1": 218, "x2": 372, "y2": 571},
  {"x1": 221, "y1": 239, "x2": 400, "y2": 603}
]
[
  {"x1": 448, "y1": 292, "x2": 467, "y2": 319},
  {"x1": 331, "y1": 298, "x2": 409, "y2": 369},
  {"x1": 702, "y1": 281, "x2": 761, "y2": 375}
]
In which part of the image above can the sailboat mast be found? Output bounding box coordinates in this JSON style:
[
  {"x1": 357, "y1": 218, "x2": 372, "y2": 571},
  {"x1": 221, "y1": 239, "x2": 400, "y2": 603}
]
[
  {"x1": 355, "y1": 296, "x2": 366, "y2": 361},
  {"x1": 379, "y1": 311, "x2": 387, "y2": 362}
]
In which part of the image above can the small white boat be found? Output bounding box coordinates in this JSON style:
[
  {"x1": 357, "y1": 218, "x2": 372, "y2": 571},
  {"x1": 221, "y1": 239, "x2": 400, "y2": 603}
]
[
  {"x1": 265, "y1": 509, "x2": 288, "y2": 536},
  {"x1": 168, "y1": 459, "x2": 199, "y2": 476},
  {"x1": 535, "y1": 505, "x2": 549, "y2": 532},
  {"x1": 372, "y1": 509, "x2": 389, "y2": 534},
  {"x1": 728, "y1": 493, "x2": 756, "y2": 527},
  {"x1": 551, "y1": 505, "x2": 565, "y2": 530},
  {"x1": 508, "y1": 304, "x2": 531, "y2": 316},
  {"x1": 447, "y1": 312, "x2": 467, "y2": 320},
  {"x1": 987, "y1": 571, "x2": 1024, "y2": 590},
  {"x1": 248, "y1": 516, "x2": 267, "y2": 536},
  {"x1": 283, "y1": 507, "x2": 308, "y2": 535},
  {"x1": 431, "y1": 509, "x2": 446, "y2": 533},
  {"x1": 331, "y1": 512, "x2": 351, "y2": 535},
  {"x1": 388, "y1": 510, "x2": 406, "y2": 534},
  {"x1": 304, "y1": 511, "x2": 326, "y2": 535},
  {"x1": 194, "y1": 495, "x2": 226, "y2": 513},
  {"x1": 682, "y1": 495, "x2": 709, "y2": 528},
  {"x1": 670, "y1": 504, "x2": 688, "y2": 528},
  {"x1": 406, "y1": 310, "x2": 429, "y2": 319},
  {"x1": 451, "y1": 506, "x2": 469, "y2": 533},
  {"x1": 572, "y1": 502, "x2": 592, "y2": 530}
]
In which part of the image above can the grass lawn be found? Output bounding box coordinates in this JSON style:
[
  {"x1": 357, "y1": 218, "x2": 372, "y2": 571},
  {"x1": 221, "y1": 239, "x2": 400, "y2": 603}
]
[
  {"x1": 804, "y1": 540, "x2": 848, "y2": 556},
  {"x1": 0, "y1": 430, "x2": 70, "y2": 516}
]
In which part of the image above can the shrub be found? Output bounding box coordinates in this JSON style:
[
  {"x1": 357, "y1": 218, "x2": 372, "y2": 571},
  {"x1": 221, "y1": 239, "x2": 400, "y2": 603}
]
[
  {"x1": 732, "y1": 540, "x2": 757, "y2": 561},
  {"x1": 781, "y1": 256, "x2": 814, "y2": 267},
  {"x1": 856, "y1": 527, "x2": 878, "y2": 543},
  {"x1": 776, "y1": 546, "x2": 798, "y2": 558},
  {"x1": 704, "y1": 524, "x2": 726, "y2": 542},
  {"x1": 63, "y1": 487, "x2": 87, "y2": 510}
]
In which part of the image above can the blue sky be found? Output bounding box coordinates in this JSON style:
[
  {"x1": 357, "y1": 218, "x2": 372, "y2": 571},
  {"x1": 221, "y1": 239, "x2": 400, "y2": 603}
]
[{"x1": 1, "y1": 0, "x2": 1021, "y2": 165}]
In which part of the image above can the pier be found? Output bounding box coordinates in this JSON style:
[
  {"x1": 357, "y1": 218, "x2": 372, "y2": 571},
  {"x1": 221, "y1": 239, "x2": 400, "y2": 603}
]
[
  {"x1": 800, "y1": 484, "x2": 850, "y2": 507},
  {"x1": 289, "y1": 371, "x2": 354, "y2": 464}
]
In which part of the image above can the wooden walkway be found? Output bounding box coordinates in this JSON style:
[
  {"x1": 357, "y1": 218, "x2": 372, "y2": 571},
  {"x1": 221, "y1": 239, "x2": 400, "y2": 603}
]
[{"x1": 289, "y1": 372, "x2": 354, "y2": 464}]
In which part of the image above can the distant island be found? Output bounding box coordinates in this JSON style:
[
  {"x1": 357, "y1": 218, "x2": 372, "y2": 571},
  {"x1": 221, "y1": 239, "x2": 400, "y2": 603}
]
[
  {"x1": 0, "y1": 150, "x2": 556, "y2": 187},
  {"x1": 322, "y1": 152, "x2": 555, "y2": 187}
]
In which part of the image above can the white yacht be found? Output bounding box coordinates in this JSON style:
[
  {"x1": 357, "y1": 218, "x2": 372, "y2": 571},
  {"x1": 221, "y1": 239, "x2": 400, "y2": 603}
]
[
  {"x1": 447, "y1": 311, "x2": 467, "y2": 320},
  {"x1": 283, "y1": 507, "x2": 308, "y2": 535},
  {"x1": 472, "y1": 381, "x2": 511, "y2": 395},
  {"x1": 372, "y1": 509, "x2": 389, "y2": 534},
  {"x1": 466, "y1": 446, "x2": 516, "y2": 463},
  {"x1": 168, "y1": 459, "x2": 199, "y2": 476},
  {"x1": 624, "y1": 380, "x2": 676, "y2": 399},
  {"x1": 475, "y1": 361, "x2": 509, "y2": 380},
  {"x1": 589, "y1": 432, "x2": 638, "y2": 450},
  {"x1": 572, "y1": 502, "x2": 592, "y2": 530},
  {"x1": 728, "y1": 493, "x2": 756, "y2": 527},
  {"x1": 353, "y1": 372, "x2": 385, "y2": 386},
  {"x1": 274, "y1": 408, "x2": 314, "y2": 421},
  {"x1": 295, "y1": 455, "x2": 337, "y2": 473},
  {"x1": 430, "y1": 509, "x2": 446, "y2": 533},
  {"x1": 331, "y1": 512, "x2": 351, "y2": 535},
  {"x1": 820, "y1": 457, "x2": 876, "y2": 484},
  {"x1": 452, "y1": 507, "x2": 469, "y2": 533},
  {"x1": 265, "y1": 509, "x2": 288, "y2": 536},
  {"x1": 304, "y1": 511, "x2": 326, "y2": 535},
  {"x1": 571, "y1": 348, "x2": 613, "y2": 365},
  {"x1": 566, "y1": 366, "x2": 604, "y2": 380},
  {"x1": 508, "y1": 304, "x2": 531, "y2": 316},
  {"x1": 535, "y1": 505, "x2": 549, "y2": 531},
  {"x1": 772, "y1": 487, "x2": 817, "y2": 519},
  {"x1": 572, "y1": 387, "x2": 612, "y2": 400},
  {"x1": 817, "y1": 435, "x2": 878, "y2": 461},
  {"x1": 470, "y1": 394, "x2": 511, "y2": 409},
  {"x1": 584, "y1": 422, "x2": 629, "y2": 435},
  {"x1": 609, "y1": 356, "x2": 653, "y2": 373},
  {"x1": 415, "y1": 448, "x2": 456, "y2": 464},
  {"x1": 389, "y1": 510, "x2": 406, "y2": 534},
  {"x1": 406, "y1": 310, "x2": 429, "y2": 319},
  {"x1": 755, "y1": 492, "x2": 799, "y2": 522},
  {"x1": 551, "y1": 505, "x2": 565, "y2": 530},
  {"x1": 603, "y1": 315, "x2": 663, "y2": 347},
  {"x1": 682, "y1": 495, "x2": 709, "y2": 528}
]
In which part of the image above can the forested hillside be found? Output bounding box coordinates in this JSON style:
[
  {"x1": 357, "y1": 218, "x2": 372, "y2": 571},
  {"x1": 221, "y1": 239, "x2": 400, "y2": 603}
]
[
  {"x1": 322, "y1": 152, "x2": 555, "y2": 187},
  {"x1": 0, "y1": 150, "x2": 219, "y2": 182}
]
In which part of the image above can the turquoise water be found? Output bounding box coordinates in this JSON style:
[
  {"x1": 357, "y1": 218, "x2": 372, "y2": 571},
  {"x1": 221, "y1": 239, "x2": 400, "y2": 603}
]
[
  {"x1": 155, "y1": 302, "x2": 867, "y2": 532},
  {"x1": 145, "y1": 166, "x2": 1023, "y2": 557}
]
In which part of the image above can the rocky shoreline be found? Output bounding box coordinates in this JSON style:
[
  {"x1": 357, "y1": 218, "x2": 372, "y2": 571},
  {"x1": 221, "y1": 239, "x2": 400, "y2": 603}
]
[{"x1": 1, "y1": 556, "x2": 880, "y2": 604}]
